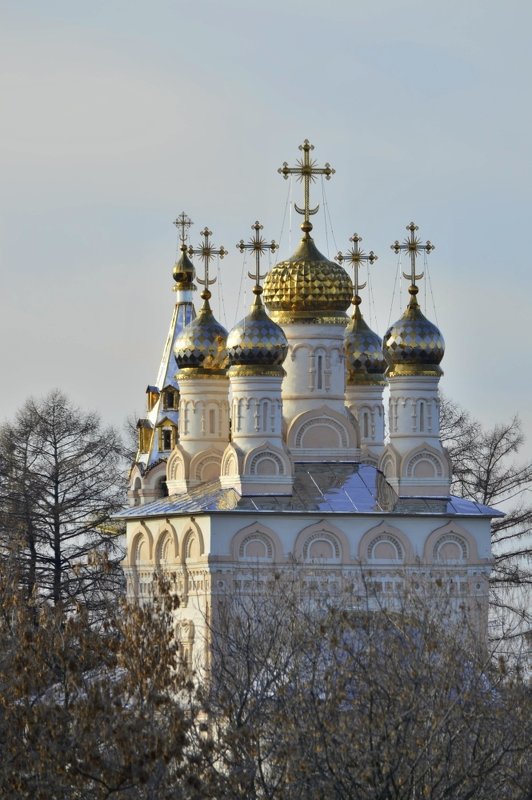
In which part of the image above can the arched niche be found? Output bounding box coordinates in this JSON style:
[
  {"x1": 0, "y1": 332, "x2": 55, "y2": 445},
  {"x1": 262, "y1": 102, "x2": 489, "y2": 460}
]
[
  {"x1": 181, "y1": 520, "x2": 205, "y2": 564},
  {"x1": 293, "y1": 521, "x2": 349, "y2": 565},
  {"x1": 424, "y1": 522, "x2": 480, "y2": 565},
  {"x1": 287, "y1": 407, "x2": 358, "y2": 452},
  {"x1": 231, "y1": 522, "x2": 282, "y2": 563},
  {"x1": 243, "y1": 442, "x2": 291, "y2": 478},
  {"x1": 358, "y1": 522, "x2": 414, "y2": 564},
  {"x1": 154, "y1": 522, "x2": 179, "y2": 566},
  {"x1": 129, "y1": 525, "x2": 154, "y2": 566},
  {"x1": 190, "y1": 448, "x2": 223, "y2": 483},
  {"x1": 401, "y1": 443, "x2": 450, "y2": 481}
]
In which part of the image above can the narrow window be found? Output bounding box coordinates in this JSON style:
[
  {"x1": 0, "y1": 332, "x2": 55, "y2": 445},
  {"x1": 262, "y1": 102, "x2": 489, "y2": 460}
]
[
  {"x1": 363, "y1": 412, "x2": 369, "y2": 439},
  {"x1": 162, "y1": 429, "x2": 172, "y2": 450},
  {"x1": 317, "y1": 354, "x2": 323, "y2": 390},
  {"x1": 166, "y1": 391, "x2": 174, "y2": 409},
  {"x1": 262, "y1": 401, "x2": 268, "y2": 432},
  {"x1": 209, "y1": 408, "x2": 216, "y2": 435},
  {"x1": 419, "y1": 401, "x2": 425, "y2": 432}
]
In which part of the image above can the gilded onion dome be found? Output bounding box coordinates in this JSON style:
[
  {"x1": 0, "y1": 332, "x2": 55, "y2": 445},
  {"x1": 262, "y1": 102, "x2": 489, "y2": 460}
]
[
  {"x1": 172, "y1": 244, "x2": 196, "y2": 290},
  {"x1": 345, "y1": 304, "x2": 386, "y2": 385},
  {"x1": 383, "y1": 286, "x2": 444, "y2": 377},
  {"x1": 226, "y1": 288, "x2": 288, "y2": 371},
  {"x1": 174, "y1": 292, "x2": 228, "y2": 372},
  {"x1": 263, "y1": 228, "x2": 353, "y2": 325}
]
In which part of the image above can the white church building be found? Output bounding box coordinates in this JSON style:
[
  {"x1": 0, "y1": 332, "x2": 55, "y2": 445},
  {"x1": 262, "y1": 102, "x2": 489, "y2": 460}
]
[{"x1": 120, "y1": 141, "x2": 499, "y2": 668}]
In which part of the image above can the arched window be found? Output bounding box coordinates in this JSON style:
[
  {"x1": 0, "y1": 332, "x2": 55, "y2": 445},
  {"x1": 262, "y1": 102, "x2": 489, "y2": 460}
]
[
  {"x1": 208, "y1": 408, "x2": 216, "y2": 435},
  {"x1": 419, "y1": 401, "x2": 425, "y2": 432},
  {"x1": 363, "y1": 411, "x2": 369, "y2": 439},
  {"x1": 316, "y1": 354, "x2": 323, "y2": 390},
  {"x1": 261, "y1": 401, "x2": 269, "y2": 433}
]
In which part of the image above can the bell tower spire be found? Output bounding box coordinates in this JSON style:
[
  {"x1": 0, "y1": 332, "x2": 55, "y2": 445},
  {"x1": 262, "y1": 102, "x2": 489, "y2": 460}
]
[{"x1": 128, "y1": 213, "x2": 198, "y2": 506}]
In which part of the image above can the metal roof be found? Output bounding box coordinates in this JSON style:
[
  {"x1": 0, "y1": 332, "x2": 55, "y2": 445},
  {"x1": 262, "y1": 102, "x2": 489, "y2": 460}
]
[{"x1": 118, "y1": 463, "x2": 502, "y2": 520}]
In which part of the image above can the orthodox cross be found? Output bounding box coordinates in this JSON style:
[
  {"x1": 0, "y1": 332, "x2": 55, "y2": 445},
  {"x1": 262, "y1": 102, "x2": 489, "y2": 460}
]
[
  {"x1": 278, "y1": 139, "x2": 335, "y2": 231},
  {"x1": 173, "y1": 211, "x2": 193, "y2": 245},
  {"x1": 336, "y1": 233, "x2": 377, "y2": 306},
  {"x1": 237, "y1": 221, "x2": 278, "y2": 291},
  {"x1": 391, "y1": 222, "x2": 434, "y2": 288},
  {"x1": 188, "y1": 227, "x2": 227, "y2": 295}
]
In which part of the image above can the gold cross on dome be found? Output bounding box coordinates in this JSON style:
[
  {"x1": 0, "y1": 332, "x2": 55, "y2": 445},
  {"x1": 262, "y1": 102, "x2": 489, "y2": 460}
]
[
  {"x1": 278, "y1": 139, "x2": 335, "y2": 233},
  {"x1": 391, "y1": 222, "x2": 435, "y2": 288},
  {"x1": 173, "y1": 211, "x2": 193, "y2": 245},
  {"x1": 237, "y1": 221, "x2": 278, "y2": 291},
  {"x1": 336, "y1": 233, "x2": 377, "y2": 305},
  {"x1": 188, "y1": 227, "x2": 227, "y2": 294}
]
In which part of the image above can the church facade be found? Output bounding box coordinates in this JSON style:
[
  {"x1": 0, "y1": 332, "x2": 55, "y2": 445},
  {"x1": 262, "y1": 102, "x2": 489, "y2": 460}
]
[{"x1": 120, "y1": 141, "x2": 498, "y2": 669}]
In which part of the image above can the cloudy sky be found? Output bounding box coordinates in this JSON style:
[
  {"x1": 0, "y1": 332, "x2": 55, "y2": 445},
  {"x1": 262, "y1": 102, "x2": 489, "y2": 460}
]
[{"x1": 1, "y1": 0, "x2": 531, "y2": 449}]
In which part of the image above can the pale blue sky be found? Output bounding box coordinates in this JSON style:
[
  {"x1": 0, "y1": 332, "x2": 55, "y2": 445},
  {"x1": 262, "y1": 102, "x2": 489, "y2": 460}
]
[{"x1": 1, "y1": 0, "x2": 531, "y2": 449}]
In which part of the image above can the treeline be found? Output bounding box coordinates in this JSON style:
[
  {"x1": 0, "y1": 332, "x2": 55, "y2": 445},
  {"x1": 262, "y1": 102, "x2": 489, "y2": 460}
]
[{"x1": 0, "y1": 570, "x2": 530, "y2": 799}]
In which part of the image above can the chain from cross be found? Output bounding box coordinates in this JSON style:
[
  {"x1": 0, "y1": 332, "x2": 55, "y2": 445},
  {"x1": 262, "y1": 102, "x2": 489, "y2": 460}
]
[
  {"x1": 336, "y1": 233, "x2": 377, "y2": 303},
  {"x1": 278, "y1": 139, "x2": 335, "y2": 230},
  {"x1": 173, "y1": 212, "x2": 193, "y2": 245},
  {"x1": 188, "y1": 227, "x2": 228, "y2": 290},
  {"x1": 237, "y1": 221, "x2": 278, "y2": 290},
  {"x1": 391, "y1": 222, "x2": 435, "y2": 288}
]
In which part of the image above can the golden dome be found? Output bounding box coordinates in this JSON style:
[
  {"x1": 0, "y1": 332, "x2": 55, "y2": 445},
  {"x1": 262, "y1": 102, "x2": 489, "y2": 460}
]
[
  {"x1": 226, "y1": 289, "x2": 288, "y2": 370},
  {"x1": 345, "y1": 305, "x2": 386, "y2": 385},
  {"x1": 383, "y1": 287, "x2": 444, "y2": 377},
  {"x1": 263, "y1": 233, "x2": 352, "y2": 324},
  {"x1": 174, "y1": 293, "x2": 228, "y2": 372},
  {"x1": 172, "y1": 244, "x2": 196, "y2": 290}
]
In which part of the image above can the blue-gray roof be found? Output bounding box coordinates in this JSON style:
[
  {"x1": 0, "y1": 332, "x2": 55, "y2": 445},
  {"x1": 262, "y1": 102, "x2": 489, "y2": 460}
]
[{"x1": 117, "y1": 463, "x2": 503, "y2": 520}]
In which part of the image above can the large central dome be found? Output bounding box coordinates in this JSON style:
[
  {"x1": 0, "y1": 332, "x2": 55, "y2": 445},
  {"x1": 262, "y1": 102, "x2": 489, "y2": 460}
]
[{"x1": 263, "y1": 234, "x2": 352, "y2": 325}]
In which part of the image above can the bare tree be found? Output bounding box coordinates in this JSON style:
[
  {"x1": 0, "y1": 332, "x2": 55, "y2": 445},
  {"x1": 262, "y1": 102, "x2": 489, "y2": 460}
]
[
  {"x1": 0, "y1": 567, "x2": 203, "y2": 799},
  {"x1": 197, "y1": 577, "x2": 532, "y2": 800},
  {"x1": 440, "y1": 395, "x2": 532, "y2": 647},
  {"x1": 0, "y1": 390, "x2": 126, "y2": 615}
]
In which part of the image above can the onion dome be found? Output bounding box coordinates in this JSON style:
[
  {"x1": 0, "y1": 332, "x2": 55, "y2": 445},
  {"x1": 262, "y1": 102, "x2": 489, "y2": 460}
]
[
  {"x1": 383, "y1": 286, "x2": 444, "y2": 376},
  {"x1": 172, "y1": 244, "x2": 196, "y2": 290},
  {"x1": 174, "y1": 291, "x2": 228, "y2": 371},
  {"x1": 263, "y1": 226, "x2": 352, "y2": 325},
  {"x1": 226, "y1": 288, "x2": 288, "y2": 369},
  {"x1": 345, "y1": 304, "x2": 386, "y2": 385}
]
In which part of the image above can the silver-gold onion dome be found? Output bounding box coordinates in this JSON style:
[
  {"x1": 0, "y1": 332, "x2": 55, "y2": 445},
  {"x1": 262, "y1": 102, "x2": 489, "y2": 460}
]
[
  {"x1": 345, "y1": 305, "x2": 386, "y2": 384},
  {"x1": 383, "y1": 286, "x2": 444, "y2": 377},
  {"x1": 226, "y1": 288, "x2": 288, "y2": 369},
  {"x1": 174, "y1": 291, "x2": 228, "y2": 372}
]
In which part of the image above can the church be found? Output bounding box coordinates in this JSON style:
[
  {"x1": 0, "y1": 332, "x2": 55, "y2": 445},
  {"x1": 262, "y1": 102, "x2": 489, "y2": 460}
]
[{"x1": 119, "y1": 140, "x2": 498, "y2": 669}]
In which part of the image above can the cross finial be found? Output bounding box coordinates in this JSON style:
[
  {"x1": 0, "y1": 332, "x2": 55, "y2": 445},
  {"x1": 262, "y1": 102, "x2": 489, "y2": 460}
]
[
  {"x1": 237, "y1": 221, "x2": 278, "y2": 295},
  {"x1": 391, "y1": 222, "x2": 435, "y2": 290},
  {"x1": 188, "y1": 227, "x2": 227, "y2": 299},
  {"x1": 278, "y1": 139, "x2": 335, "y2": 236},
  {"x1": 173, "y1": 211, "x2": 193, "y2": 245},
  {"x1": 336, "y1": 233, "x2": 377, "y2": 307}
]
